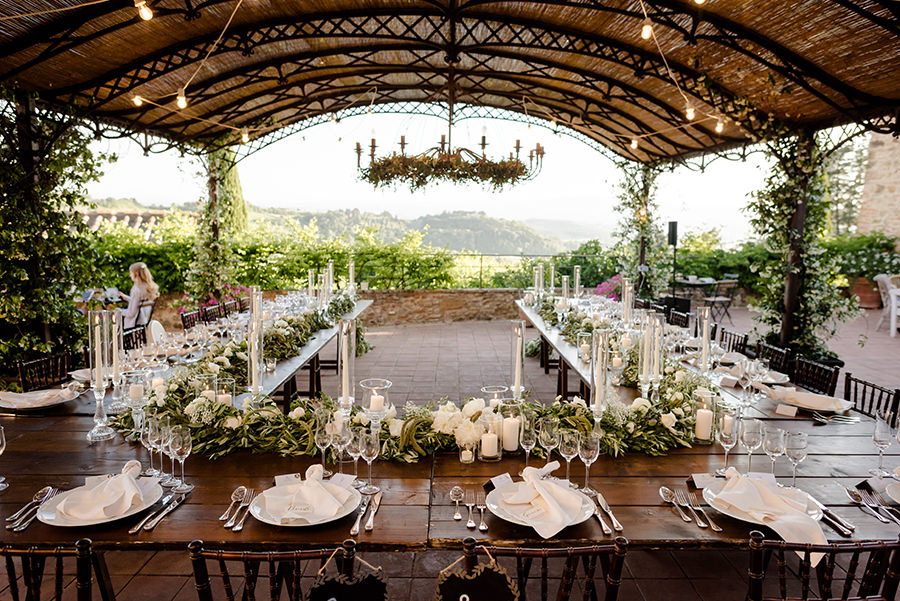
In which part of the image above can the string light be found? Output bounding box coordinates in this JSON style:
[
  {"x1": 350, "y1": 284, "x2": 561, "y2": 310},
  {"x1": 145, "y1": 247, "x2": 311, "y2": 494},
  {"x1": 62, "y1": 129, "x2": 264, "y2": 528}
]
[
  {"x1": 132, "y1": 95, "x2": 143, "y2": 107},
  {"x1": 640, "y1": 18, "x2": 653, "y2": 40},
  {"x1": 715, "y1": 118, "x2": 724, "y2": 133},
  {"x1": 176, "y1": 89, "x2": 187, "y2": 109},
  {"x1": 134, "y1": 0, "x2": 152, "y2": 21},
  {"x1": 241, "y1": 128, "x2": 249, "y2": 143},
  {"x1": 685, "y1": 104, "x2": 696, "y2": 120},
  {"x1": 630, "y1": 138, "x2": 639, "y2": 150},
  {"x1": 693, "y1": 0, "x2": 707, "y2": 4}
]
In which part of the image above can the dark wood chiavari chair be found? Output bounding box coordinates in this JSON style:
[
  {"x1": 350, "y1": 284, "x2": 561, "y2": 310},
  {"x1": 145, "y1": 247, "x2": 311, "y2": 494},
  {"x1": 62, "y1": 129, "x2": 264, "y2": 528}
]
[
  {"x1": 634, "y1": 298, "x2": 649, "y2": 310},
  {"x1": 793, "y1": 356, "x2": 841, "y2": 396},
  {"x1": 756, "y1": 342, "x2": 791, "y2": 375},
  {"x1": 200, "y1": 304, "x2": 222, "y2": 323},
  {"x1": 1, "y1": 538, "x2": 114, "y2": 601},
  {"x1": 747, "y1": 531, "x2": 900, "y2": 601},
  {"x1": 844, "y1": 372, "x2": 900, "y2": 418},
  {"x1": 719, "y1": 329, "x2": 748, "y2": 355},
  {"x1": 17, "y1": 352, "x2": 70, "y2": 392},
  {"x1": 649, "y1": 302, "x2": 667, "y2": 316},
  {"x1": 188, "y1": 539, "x2": 357, "y2": 601},
  {"x1": 181, "y1": 309, "x2": 201, "y2": 331},
  {"x1": 668, "y1": 310, "x2": 690, "y2": 328},
  {"x1": 223, "y1": 300, "x2": 239, "y2": 315},
  {"x1": 692, "y1": 320, "x2": 718, "y2": 342},
  {"x1": 122, "y1": 325, "x2": 147, "y2": 351},
  {"x1": 462, "y1": 536, "x2": 629, "y2": 601},
  {"x1": 238, "y1": 297, "x2": 250, "y2": 312}
]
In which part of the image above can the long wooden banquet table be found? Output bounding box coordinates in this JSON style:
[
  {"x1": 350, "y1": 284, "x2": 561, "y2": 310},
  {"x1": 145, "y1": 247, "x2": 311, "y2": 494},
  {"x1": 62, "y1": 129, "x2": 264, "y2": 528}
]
[{"x1": 1, "y1": 298, "x2": 898, "y2": 560}]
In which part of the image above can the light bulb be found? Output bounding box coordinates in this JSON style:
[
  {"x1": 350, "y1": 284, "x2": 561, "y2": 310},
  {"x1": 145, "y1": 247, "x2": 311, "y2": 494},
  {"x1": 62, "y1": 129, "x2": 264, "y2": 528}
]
[
  {"x1": 685, "y1": 104, "x2": 695, "y2": 120},
  {"x1": 693, "y1": 0, "x2": 707, "y2": 4},
  {"x1": 715, "y1": 118, "x2": 724, "y2": 133},
  {"x1": 176, "y1": 89, "x2": 187, "y2": 109},
  {"x1": 641, "y1": 19, "x2": 653, "y2": 40},
  {"x1": 132, "y1": 95, "x2": 143, "y2": 107},
  {"x1": 134, "y1": 0, "x2": 153, "y2": 20},
  {"x1": 630, "y1": 138, "x2": 639, "y2": 150},
  {"x1": 241, "y1": 128, "x2": 249, "y2": 144}
]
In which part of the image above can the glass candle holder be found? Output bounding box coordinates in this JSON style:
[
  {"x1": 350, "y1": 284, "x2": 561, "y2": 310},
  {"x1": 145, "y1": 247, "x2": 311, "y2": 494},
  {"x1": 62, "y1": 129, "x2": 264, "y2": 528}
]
[
  {"x1": 216, "y1": 377, "x2": 235, "y2": 407},
  {"x1": 498, "y1": 399, "x2": 521, "y2": 452},
  {"x1": 577, "y1": 331, "x2": 592, "y2": 362},
  {"x1": 459, "y1": 442, "x2": 476, "y2": 464},
  {"x1": 360, "y1": 378, "x2": 392, "y2": 424},
  {"x1": 481, "y1": 385, "x2": 508, "y2": 410},
  {"x1": 192, "y1": 374, "x2": 217, "y2": 401},
  {"x1": 692, "y1": 387, "x2": 716, "y2": 444},
  {"x1": 478, "y1": 412, "x2": 503, "y2": 462},
  {"x1": 123, "y1": 370, "x2": 148, "y2": 409}
]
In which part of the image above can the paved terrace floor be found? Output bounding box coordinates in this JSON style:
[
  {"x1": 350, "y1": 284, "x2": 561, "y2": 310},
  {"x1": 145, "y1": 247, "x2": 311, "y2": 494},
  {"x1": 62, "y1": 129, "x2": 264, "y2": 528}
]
[{"x1": 8, "y1": 306, "x2": 898, "y2": 601}]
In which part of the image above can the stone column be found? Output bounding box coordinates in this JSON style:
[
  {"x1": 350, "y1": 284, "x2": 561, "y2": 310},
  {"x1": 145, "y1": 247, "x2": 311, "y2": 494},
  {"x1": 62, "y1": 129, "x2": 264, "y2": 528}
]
[{"x1": 858, "y1": 133, "x2": 900, "y2": 250}]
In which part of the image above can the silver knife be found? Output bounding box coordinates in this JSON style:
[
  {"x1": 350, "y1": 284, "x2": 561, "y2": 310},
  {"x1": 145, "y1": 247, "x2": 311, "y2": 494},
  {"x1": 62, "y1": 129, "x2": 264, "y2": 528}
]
[
  {"x1": 808, "y1": 495, "x2": 855, "y2": 532},
  {"x1": 129, "y1": 493, "x2": 174, "y2": 535},
  {"x1": 364, "y1": 491, "x2": 383, "y2": 532},
  {"x1": 350, "y1": 496, "x2": 371, "y2": 536},
  {"x1": 143, "y1": 494, "x2": 187, "y2": 531},
  {"x1": 595, "y1": 492, "x2": 624, "y2": 532},
  {"x1": 592, "y1": 498, "x2": 612, "y2": 535}
]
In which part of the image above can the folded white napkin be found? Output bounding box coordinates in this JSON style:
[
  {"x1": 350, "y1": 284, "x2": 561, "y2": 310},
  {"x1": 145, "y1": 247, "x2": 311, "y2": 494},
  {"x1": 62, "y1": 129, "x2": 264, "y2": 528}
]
[
  {"x1": 499, "y1": 461, "x2": 584, "y2": 539},
  {"x1": 714, "y1": 468, "x2": 825, "y2": 565},
  {"x1": 263, "y1": 465, "x2": 354, "y2": 525},
  {"x1": 57, "y1": 460, "x2": 152, "y2": 521},
  {"x1": 719, "y1": 352, "x2": 745, "y2": 364},
  {"x1": 715, "y1": 365, "x2": 741, "y2": 388},
  {"x1": 0, "y1": 387, "x2": 79, "y2": 410},
  {"x1": 754, "y1": 384, "x2": 851, "y2": 412}
]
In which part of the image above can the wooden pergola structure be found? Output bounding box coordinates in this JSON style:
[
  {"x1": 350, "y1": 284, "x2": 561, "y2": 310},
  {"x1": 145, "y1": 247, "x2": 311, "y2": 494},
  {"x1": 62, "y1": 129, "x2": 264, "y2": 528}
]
[{"x1": 2, "y1": 0, "x2": 900, "y2": 345}]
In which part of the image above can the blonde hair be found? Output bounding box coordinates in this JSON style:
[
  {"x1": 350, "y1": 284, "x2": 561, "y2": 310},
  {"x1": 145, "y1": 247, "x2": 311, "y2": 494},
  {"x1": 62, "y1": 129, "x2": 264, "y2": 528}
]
[{"x1": 129, "y1": 262, "x2": 159, "y2": 299}]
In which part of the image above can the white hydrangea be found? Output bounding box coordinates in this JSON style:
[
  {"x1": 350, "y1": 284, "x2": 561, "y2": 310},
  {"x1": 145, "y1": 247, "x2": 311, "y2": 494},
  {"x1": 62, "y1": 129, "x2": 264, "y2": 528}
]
[
  {"x1": 432, "y1": 410, "x2": 464, "y2": 435},
  {"x1": 184, "y1": 397, "x2": 216, "y2": 425},
  {"x1": 461, "y1": 398, "x2": 485, "y2": 418},
  {"x1": 454, "y1": 419, "x2": 482, "y2": 447},
  {"x1": 388, "y1": 419, "x2": 403, "y2": 437}
]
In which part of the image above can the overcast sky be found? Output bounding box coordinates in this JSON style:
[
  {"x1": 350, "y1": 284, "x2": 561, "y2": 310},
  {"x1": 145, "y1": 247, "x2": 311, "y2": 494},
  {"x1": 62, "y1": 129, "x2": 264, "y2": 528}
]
[{"x1": 87, "y1": 113, "x2": 771, "y2": 244}]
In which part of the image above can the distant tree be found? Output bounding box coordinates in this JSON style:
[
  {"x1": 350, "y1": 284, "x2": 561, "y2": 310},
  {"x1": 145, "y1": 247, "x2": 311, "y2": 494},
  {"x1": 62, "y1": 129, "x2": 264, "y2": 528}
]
[
  {"x1": 824, "y1": 134, "x2": 868, "y2": 235},
  {"x1": 216, "y1": 148, "x2": 248, "y2": 234}
]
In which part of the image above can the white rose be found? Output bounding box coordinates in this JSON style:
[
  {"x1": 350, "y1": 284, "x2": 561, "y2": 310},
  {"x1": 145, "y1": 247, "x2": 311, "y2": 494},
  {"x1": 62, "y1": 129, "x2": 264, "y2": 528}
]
[
  {"x1": 462, "y1": 398, "x2": 485, "y2": 418},
  {"x1": 388, "y1": 419, "x2": 403, "y2": 437},
  {"x1": 224, "y1": 416, "x2": 241, "y2": 429},
  {"x1": 288, "y1": 406, "x2": 304, "y2": 420},
  {"x1": 571, "y1": 397, "x2": 587, "y2": 408},
  {"x1": 206, "y1": 362, "x2": 220, "y2": 374},
  {"x1": 630, "y1": 398, "x2": 651, "y2": 412},
  {"x1": 242, "y1": 397, "x2": 253, "y2": 411},
  {"x1": 673, "y1": 407, "x2": 684, "y2": 417},
  {"x1": 223, "y1": 347, "x2": 233, "y2": 358},
  {"x1": 156, "y1": 396, "x2": 165, "y2": 407},
  {"x1": 660, "y1": 412, "x2": 677, "y2": 432},
  {"x1": 432, "y1": 411, "x2": 450, "y2": 432},
  {"x1": 626, "y1": 422, "x2": 635, "y2": 433},
  {"x1": 673, "y1": 392, "x2": 684, "y2": 402},
  {"x1": 674, "y1": 370, "x2": 686, "y2": 383},
  {"x1": 665, "y1": 366, "x2": 674, "y2": 374},
  {"x1": 440, "y1": 401, "x2": 458, "y2": 413},
  {"x1": 236, "y1": 352, "x2": 248, "y2": 361},
  {"x1": 384, "y1": 406, "x2": 397, "y2": 421},
  {"x1": 355, "y1": 413, "x2": 370, "y2": 426}
]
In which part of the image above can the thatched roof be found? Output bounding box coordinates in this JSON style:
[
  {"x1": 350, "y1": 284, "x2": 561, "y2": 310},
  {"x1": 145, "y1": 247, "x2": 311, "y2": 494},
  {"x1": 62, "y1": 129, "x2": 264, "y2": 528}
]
[{"x1": 1, "y1": 0, "x2": 898, "y2": 161}]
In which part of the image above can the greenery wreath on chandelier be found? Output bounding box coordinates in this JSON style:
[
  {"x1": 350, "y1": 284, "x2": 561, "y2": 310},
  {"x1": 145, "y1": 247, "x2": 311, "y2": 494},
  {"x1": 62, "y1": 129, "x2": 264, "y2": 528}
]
[{"x1": 360, "y1": 149, "x2": 531, "y2": 192}]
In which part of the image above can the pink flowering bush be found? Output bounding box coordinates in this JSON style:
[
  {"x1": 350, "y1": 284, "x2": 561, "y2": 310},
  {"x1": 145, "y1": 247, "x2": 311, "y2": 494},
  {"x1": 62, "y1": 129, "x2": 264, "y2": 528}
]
[{"x1": 596, "y1": 274, "x2": 623, "y2": 300}]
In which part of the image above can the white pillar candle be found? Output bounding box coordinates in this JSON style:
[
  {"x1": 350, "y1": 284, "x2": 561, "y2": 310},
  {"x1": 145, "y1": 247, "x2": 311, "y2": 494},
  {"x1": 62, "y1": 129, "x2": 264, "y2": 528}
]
[
  {"x1": 216, "y1": 393, "x2": 232, "y2": 406},
  {"x1": 201, "y1": 389, "x2": 215, "y2": 401},
  {"x1": 151, "y1": 377, "x2": 165, "y2": 388},
  {"x1": 111, "y1": 318, "x2": 120, "y2": 381},
  {"x1": 93, "y1": 323, "x2": 103, "y2": 386},
  {"x1": 548, "y1": 265, "x2": 555, "y2": 294},
  {"x1": 128, "y1": 384, "x2": 144, "y2": 401},
  {"x1": 461, "y1": 449, "x2": 474, "y2": 462},
  {"x1": 580, "y1": 343, "x2": 591, "y2": 359},
  {"x1": 481, "y1": 432, "x2": 498, "y2": 457},
  {"x1": 489, "y1": 398, "x2": 500, "y2": 409},
  {"x1": 348, "y1": 260, "x2": 355, "y2": 291},
  {"x1": 502, "y1": 417, "x2": 519, "y2": 451},
  {"x1": 369, "y1": 393, "x2": 384, "y2": 412},
  {"x1": 513, "y1": 324, "x2": 524, "y2": 397},
  {"x1": 721, "y1": 414, "x2": 734, "y2": 435},
  {"x1": 612, "y1": 356, "x2": 623, "y2": 368},
  {"x1": 695, "y1": 408, "x2": 713, "y2": 440},
  {"x1": 621, "y1": 334, "x2": 632, "y2": 349},
  {"x1": 340, "y1": 327, "x2": 351, "y2": 402},
  {"x1": 574, "y1": 266, "x2": 581, "y2": 298}
]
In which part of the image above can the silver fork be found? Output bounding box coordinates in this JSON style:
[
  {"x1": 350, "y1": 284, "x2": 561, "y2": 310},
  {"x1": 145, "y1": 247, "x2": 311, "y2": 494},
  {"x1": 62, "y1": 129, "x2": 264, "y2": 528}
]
[
  {"x1": 476, "y1": 491, "x2": 488, "y2": 532},
  {"x1": 674, "y1": 489, "x2": 707, "y2": 528},
  {"x1": 224, "y1": 488, "x2": 254, "y2": 529},
  {"x1": 862, "y1": 490, "x2": 900, "y2": 526},
  {"x1": 876, "y1": 493, "x2": 900, "y2": 521},
  {"x1": 812, "y1": 412, "x2": 859, "y2": 424},
  {"x1": 231, "y1": 491, "x2": 259, "y2": 533},
  {"x1": 688, "y1": 491, "x2": 722, "y2": 532},
  {"x1": 464, "y1": 490, "x2": 476, "y2": 529},
  {"x1": 10, "y1": 490, "x2": 60, "y2": 532}
]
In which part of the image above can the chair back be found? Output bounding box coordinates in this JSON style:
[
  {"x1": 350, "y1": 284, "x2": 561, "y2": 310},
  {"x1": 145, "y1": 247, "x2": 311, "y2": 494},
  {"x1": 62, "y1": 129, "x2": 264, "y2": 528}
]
[
  {"x1": 200, "y1": 304, "x2": 222, "y2": 323},
  {"x1": 719, "y1": 329, "x2": 748, "y2": 355},
  {"x1": 1, "y1": 538, "x2": 110, "y2": 601},
  {"x1": 223, "y1": 300, "x2": 239, "y2": 315},
  {"x1": 17, "y1": 352, "x2": 70, "y2": 392},
  {"x1": 463, "y1": 537, "x2": 628, "y2": 601},
  {"x1": 844, "y1": 372, "x2": 900, "y2": 418},
  {"x1": 793, "y1": 357, "x2": 840, "y2": 396},
  {"x1": 756, "y1": 342, "x2": 791, "y2": 375},
  {"x1": 137, "y1": 299, "x2": 155, "y2": 327},
  {"x1": 239, "y1": 297, "x2": 250, "y2": 312},
  {"x1": 181, "y1": 309, "x2": 201, "y2": 331},
  {"x1": 634, "y1": 298, "x2": 649, "y2": 310},
  {"x1": 747, "y1": 530, "x2": 900, "y2": 601},
  {"x1": 713, "y1": 279, "x2": 739, "y2": 297},
  {"x1": 189, "y1": 540, "x2": 356, "y2": 601},
  {"x1": 874, "y1": 274, "x2": 893, "y2": 307},
  {"x1": 649, "y1": 302, "x2": 667, "y2": 316},
  {"x1": 122, "y1": 326, "x2": 147, "y2": 351},
  {"x1": 669, "y1": 310, "x2": 690, "y2": 328}
]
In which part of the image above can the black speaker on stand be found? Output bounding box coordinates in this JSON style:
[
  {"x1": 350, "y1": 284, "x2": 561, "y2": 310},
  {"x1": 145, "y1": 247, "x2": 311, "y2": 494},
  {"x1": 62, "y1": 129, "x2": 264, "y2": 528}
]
[{"x1": 668, "y1": 221, "x2": 678, "y2": 314}]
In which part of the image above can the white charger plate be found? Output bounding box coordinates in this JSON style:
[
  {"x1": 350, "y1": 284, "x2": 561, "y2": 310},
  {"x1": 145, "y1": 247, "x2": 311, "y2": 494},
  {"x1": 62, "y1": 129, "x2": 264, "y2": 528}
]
[
  {"x1": 485, "y1": 486, "x2": 594, "y2": 530},
  {"x1": 762, "y1": 371, "x2": 790, "y2": 385},
  {"x1": 885, "y1": 482, "x2": 900, "y2": 505},
  {"x1": 702, "y1": 480, "x2": 822, "y2": 525},
  {"x1": 778, "y1": 395, "x2": 853, "y2": 414},
  {"x1": 718, "y1": 352, "x2": 746, "y2": 366},
  {"x1": 69, "y1": 369, "x2": 92, "y2": 383},
  {"x1": 37, "y1": 482, "x2": 163, "y2": 527},
  {"x1": 249, "y1": 485, "x2": 361, "y2": 527}
]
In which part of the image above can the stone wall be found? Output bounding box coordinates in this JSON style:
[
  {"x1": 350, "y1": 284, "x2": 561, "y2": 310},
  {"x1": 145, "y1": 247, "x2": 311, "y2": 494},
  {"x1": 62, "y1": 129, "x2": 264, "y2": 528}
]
[
  {"x1": 356, "y1": 289, "x2": 521, "y2": 325},
  {"x1": 858, "y1": 133, "x2": 900, "y2": 249}
]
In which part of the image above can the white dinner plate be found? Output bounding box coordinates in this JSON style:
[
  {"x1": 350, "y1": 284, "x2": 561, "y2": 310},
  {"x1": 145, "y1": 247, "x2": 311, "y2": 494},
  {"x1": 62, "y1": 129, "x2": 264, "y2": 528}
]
[
  {"x1": 778, "y1": 395, "x2": 853, "y2": 414},
  {"x1": 69, "y1": 369, "x2": 92, "y2": 383},
  {"x1": 37, "y1": 481, "x2": 164, "y2": 527},
  {"x1": 885, "y1": 482, "x2": 900, "y2": 505},
  {"x1": 762, "y1": 371, "x2": 790, "y2": 385},
  {"x1": 718, "y1": 352, "x2": 745, "y2": 366},
  {"x1": 485, "y1": 486, "x2": 595, "y2": 530},
  {"x1": 249, "y1": 485, "x2": 361, "y2": 527},
  {"x1": 702, "y1": 481, "x2": 822, "y2": 525}
]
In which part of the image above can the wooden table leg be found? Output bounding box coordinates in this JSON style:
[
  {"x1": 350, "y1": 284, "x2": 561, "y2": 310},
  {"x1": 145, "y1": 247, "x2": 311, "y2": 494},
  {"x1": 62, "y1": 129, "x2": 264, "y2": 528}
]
[{"x1": 540, "y1": 336, "x2": 548, "y2": 372}]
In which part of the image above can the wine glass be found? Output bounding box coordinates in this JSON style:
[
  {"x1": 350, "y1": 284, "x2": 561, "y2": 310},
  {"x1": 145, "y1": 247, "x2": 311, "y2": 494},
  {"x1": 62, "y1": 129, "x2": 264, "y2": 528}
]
[
  {"x1": 140, "y1": 421, "x2": 158, "y2": 476},
  {"x1": 715, "y1": 404, "x2": 741, "y2": 477},
  {"x1": 171, "y1": 426, "x2": 194, "y2": 493},
  {"x1": 538, "y1": 416, "x2": 560, "y2": 462},
  {"x1": 0, "y1": 426, "x2": 7, "y2": 491},
  {"x1": 148, "y1": 417, "x2": 168, "y2": 481},
  {"x1": 161, "y1": 420, "x2": 181, "y2": 488},
  {"x1": 333, "y1": 419, "x2": 351, "y2": 475},
  {"x1": 559, "y1": 429, "x2": 579, "y2": 488},
  {"x1": 736, "y1": 360, "x2": 753, "y2": 409},
  {"x1": 578, "y1": 431, "x2": 601, "y2": 495},
  {"x1": 360, "y1": 427, "x2": 381, "y2": 495},
  {"x1": 763, "y1": 426, "x2": 786, "y2": 476},
  {"x1": 785, "y1": 432, "x2": 808, "y2": 488},
  {"x1": 314, "y1": 416, "x2": 334, "y2": 478},
  {"x1": 740, "y1": 418, "x2": 762, "y2": 473},
  {"x1": 520, "y1": 414, "x2": 537, "y2": 469},
  {"x1": 871, "y1": 410, "x2": 894, "y2": 477},
  {"x1": 347, "y1": 428, "x2": 364, "y2": 489}
]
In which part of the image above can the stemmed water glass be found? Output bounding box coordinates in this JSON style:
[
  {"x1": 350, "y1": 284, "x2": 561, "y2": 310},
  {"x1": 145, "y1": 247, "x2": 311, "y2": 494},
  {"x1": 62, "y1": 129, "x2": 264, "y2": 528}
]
[
  {"x1": 148, "y1": 417, "x2": 168, "y2": 480},
  {"x1": 333, "y1": 419, "x2": 351, "y2": 475},
  {"x1": 538, "y1": 417, "x2": 560, "y2": 462},
  {"x1": 785, "y1": 432, "x2": 808, "y2": 488},
  {"x1": 736, "y1": 360, "x2": 754, "y2": 409},
  {"x1": 347, "y1": 428, "x2": 364, "y2": 489},
  {"x1": 360, "y1": 427, "x2": 381, "y2": 495},
  {"x1": 763, "y1": 426, "x2": 785, "y2": 476},
  {"x1": 715, "y1": 404, "x2": 741, "y2": 477},
  {"x1": 0, "y1": 426, "x2": 7, "y2": 492},
  {"x1": 740, "y1": 418, "x2": 762, "y2": 473},
  {"x1": 314, "y1": 415, "x2": 334, "y2": 478},
  {"x1": 871, "y1": 410, "x2": 894, "y2": 477},
  {"x1": 161, "y1": 420, "x2": 181, "y2": 488},
  {"x1": 559, "y1": 430, "x2": 579, "y2": 487},
  {"x1": 520, "y1": 414, "x2": 537, "y2": 469},
  {"x1": 578, "y1": 431, "x2": 601, "y2": 495},
  {"x1": 140, "y1": 421, "x2": 158, "y2": 476},
  {"x1": 171, "y1": 426, "x2": 194, "y2": 493}
]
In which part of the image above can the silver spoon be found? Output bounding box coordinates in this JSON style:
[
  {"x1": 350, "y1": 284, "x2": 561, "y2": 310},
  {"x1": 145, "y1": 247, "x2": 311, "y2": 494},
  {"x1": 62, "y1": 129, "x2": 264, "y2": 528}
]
[
  {"x1": 843, "y1": 486, "x2": 890, "y2": 523},
  {"x1": 450, "y1": 486, "x2": 464, "y2": 521},
  {"x1": 659, "y1": 486, "x2": 692, "y2": 522},
  {"x1": 6, "y1": 486, "x2": 52, "y2": 522},
  {"x1": 219, "y1": 486, "x2": 247, "y2": 521}
]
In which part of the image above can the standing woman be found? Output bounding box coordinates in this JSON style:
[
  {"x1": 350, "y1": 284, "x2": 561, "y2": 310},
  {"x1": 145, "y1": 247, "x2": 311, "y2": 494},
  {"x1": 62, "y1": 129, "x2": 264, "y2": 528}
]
[{"x1": 121, "y1": 262, "x2": 159, "y2": 328}]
